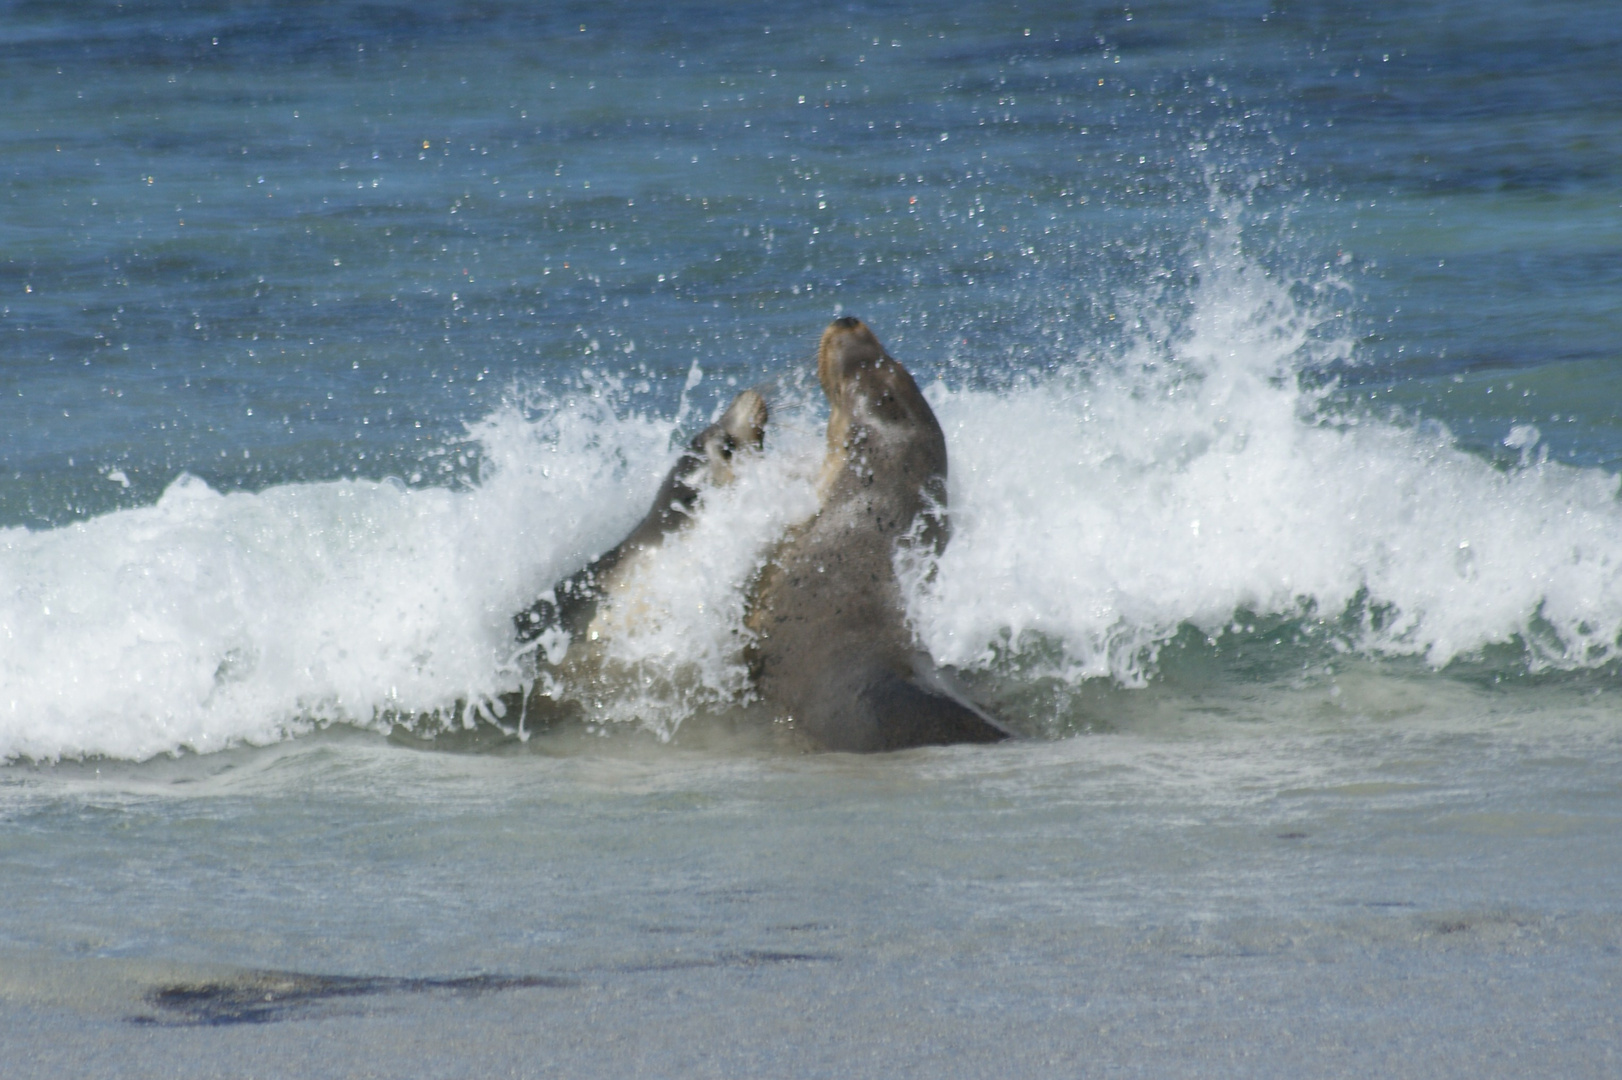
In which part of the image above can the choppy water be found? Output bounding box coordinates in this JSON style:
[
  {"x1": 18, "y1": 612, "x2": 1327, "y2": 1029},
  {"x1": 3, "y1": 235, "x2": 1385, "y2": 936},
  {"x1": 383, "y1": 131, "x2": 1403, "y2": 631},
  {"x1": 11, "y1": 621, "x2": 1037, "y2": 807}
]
[{"x1": 3, "y1": 2, "x2": 1621, "y2": 1076}]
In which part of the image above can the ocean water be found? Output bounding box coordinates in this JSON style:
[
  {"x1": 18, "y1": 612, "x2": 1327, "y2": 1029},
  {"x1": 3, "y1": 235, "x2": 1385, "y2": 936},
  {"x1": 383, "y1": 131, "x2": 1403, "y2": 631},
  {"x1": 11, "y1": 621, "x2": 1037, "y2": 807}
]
[{"x1": 3, "y1": 1, "x2": 1621, "y2": 1075}]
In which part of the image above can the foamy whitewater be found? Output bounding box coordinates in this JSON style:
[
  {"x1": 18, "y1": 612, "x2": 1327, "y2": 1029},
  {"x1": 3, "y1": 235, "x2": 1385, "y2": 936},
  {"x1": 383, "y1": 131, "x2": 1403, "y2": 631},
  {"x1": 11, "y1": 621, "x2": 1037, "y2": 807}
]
[
  {"x1": 6, "y1": 234, "x2": 1618, "y2": 761},
  {"x1": 918, "y1": 247, "x2": 1622, "y2": 682}
]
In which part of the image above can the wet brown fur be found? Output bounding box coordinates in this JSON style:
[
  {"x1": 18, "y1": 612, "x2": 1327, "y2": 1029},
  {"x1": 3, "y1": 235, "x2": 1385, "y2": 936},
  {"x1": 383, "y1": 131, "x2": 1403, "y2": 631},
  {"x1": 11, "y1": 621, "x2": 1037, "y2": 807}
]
[{"x1": 745, "y1": 317, "x2": 1008, "y2": 751}]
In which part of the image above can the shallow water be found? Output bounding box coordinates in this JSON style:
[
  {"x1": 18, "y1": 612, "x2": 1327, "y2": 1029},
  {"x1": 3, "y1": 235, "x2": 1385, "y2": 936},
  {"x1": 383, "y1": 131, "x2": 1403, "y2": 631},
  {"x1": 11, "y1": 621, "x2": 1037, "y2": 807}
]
[
  {"x1": 5, "y1": 703, "x2": 1620, "y2": 1076},
  {"x1": 3, "y1": 1, "x2": 1621, "y2": 1075}
]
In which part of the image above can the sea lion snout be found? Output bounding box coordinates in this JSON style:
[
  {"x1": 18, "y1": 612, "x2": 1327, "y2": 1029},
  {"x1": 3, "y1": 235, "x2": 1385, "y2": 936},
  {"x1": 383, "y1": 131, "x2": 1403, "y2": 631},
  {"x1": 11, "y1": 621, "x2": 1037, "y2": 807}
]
[{"x1": 817, "y1": 316, "x2": 887, "y2": 403}]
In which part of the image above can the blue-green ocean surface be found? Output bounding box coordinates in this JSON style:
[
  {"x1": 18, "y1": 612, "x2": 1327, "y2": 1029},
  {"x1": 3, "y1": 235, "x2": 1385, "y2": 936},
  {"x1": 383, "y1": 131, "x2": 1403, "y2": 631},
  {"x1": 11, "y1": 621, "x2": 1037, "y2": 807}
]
[{"x1": 2, "y1": 2, "x2": 1620, "y2": 1076}]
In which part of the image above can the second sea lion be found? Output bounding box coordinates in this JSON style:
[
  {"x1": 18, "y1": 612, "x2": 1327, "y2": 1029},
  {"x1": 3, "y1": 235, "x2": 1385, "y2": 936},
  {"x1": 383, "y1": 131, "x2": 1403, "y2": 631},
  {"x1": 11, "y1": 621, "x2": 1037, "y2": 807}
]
[{"x1": 509, "y1": 388, "x2": 769, "y2": 723}]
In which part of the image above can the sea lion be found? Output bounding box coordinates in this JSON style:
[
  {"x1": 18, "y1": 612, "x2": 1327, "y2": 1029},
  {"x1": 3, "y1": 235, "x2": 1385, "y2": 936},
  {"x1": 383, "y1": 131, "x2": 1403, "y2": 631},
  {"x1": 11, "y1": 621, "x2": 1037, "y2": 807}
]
[
  {"x1": 511, "y1": 387, "x2": 768, "y2": 703},
  {"x1": 745, "y1": 317, "x2": 1010, "y2": 752}
]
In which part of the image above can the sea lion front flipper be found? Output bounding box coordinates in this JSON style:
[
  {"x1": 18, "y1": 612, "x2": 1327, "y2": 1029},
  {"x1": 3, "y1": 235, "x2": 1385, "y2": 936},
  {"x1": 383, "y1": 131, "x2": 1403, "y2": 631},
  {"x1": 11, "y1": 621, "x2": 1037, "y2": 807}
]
[
  {"x1": 792, "y1": 656, "x2": 1010, "y2": 753},
  {"x1": 908, "y1": 655, "x2": 1017, "y2": 739},
  {"x1": 854, "y1": 668, "x2": 1010, "y2": 752}
]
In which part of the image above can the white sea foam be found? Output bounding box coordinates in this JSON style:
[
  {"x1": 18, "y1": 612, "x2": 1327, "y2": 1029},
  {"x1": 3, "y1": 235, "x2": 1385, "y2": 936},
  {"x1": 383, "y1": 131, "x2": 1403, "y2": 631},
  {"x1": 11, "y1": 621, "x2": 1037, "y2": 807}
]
[
  {"x1": 6, "y1": 243, "x2": 1622, "y2": 761},
  {"x1": 911, "y1": 246, "x2": 1622, "y2": 684},
  {"x1": 0, "y1": 398, "x2": 677, "y2": 761}
]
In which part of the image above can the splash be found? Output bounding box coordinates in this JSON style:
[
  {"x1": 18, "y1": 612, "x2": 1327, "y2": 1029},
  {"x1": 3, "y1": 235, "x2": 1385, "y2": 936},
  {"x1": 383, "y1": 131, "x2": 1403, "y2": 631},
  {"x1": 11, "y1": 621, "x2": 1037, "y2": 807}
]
[
  {"x1": 0, "y1": 395, "x2": 675, "y2": 761},
  {"x1": 8, "y1": 230, "x2": 1622, "y2": 761},
  {"x1": 909, "y1": 228, "x2": 1622, "y2": 686}
]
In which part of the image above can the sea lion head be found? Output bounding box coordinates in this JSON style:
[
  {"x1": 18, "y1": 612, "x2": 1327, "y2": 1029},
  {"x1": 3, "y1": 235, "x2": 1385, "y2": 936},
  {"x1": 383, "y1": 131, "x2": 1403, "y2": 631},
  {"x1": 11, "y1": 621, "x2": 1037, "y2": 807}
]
[
  {"x1": 696, "y1": 387, "x2": 768, "y2": 485},
  {"x1": 816, "y1": 316, "x2": 938, "y2": 457},
  {"x1": 719, "y1": 387, "x2": 769, "y2": 447},
  {"x1": 817, "y1": 316, "x2": 886, "y2": 401}
]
